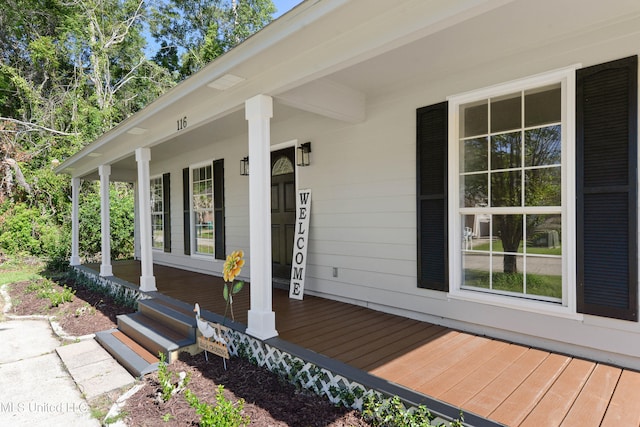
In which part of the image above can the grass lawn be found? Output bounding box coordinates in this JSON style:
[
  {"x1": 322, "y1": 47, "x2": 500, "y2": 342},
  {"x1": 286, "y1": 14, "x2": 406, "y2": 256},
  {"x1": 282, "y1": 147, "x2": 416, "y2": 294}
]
[
  {"x1": 464, "y1": 268, "x2": 562, "y2": 299},
  {"x1": 471, "y1": 240, "x2": 561, "y2": 256}
]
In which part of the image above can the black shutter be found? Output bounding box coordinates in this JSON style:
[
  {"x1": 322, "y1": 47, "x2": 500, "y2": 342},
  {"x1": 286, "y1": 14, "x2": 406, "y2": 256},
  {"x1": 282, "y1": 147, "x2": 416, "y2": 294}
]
[
  {"x1": 417, "y1": 102, "x2": 448, "y2": 291},
  {"x1": 162, "y1": 173, "x2": 171, "y2": 253},
  {"x1": 576, "y1": 56, "x2": 638, "y2": 321},
  {"x1": 182, "y1": 167, "x2": 191, "y2": 255},
  {"x1": 213, "y1": 159, "x2": 225, "y2": 260}
]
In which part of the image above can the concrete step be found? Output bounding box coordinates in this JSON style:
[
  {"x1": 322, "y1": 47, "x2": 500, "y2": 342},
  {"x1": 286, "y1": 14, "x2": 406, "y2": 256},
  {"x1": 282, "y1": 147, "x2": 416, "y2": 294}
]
[
  {"x1": 117, "y1": 312, "x2": 195, "y2": 363},
  {"x1": 138, "y1": 298, "x2": 196, "y2": 341},
  {"x1": 95, "y1": 329, "x2": 159, "y2": 377}
]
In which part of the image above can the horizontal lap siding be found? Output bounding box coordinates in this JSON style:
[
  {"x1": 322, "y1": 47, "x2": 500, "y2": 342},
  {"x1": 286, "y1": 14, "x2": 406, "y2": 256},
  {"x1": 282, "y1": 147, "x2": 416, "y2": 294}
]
[{"x1": 299, "y1": 107, "x2": 417, "y2": 296}]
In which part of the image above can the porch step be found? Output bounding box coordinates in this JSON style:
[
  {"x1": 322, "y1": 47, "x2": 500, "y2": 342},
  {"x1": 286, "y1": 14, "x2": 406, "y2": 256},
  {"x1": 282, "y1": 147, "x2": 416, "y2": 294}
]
[
  {"x1": 95, "y1": 329, "x2": 159, "y2": 377},
  {"x1": 117, "y1": 311, "x2": 196, "y2": 363},
  {"x1": 138, "y1": 298, "x2": 197, "y2": 341}
]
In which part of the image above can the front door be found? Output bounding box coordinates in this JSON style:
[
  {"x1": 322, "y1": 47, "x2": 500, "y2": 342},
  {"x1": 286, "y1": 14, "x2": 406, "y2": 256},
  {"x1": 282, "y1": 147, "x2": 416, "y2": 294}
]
[{"x1": 271, "y1": 147, "x2": 296, "y2": 279}]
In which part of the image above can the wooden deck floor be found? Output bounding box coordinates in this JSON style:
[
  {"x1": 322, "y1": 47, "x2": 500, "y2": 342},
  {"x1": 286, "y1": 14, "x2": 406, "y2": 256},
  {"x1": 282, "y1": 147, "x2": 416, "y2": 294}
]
[{"x1": 93, "y1": 260, "x2": 640, "y2": 426}]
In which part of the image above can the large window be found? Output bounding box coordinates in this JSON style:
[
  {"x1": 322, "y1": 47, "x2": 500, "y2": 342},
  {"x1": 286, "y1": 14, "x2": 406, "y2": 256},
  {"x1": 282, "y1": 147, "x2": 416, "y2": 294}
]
[
  {"x1": 192, "y1": 164, "x2": 214, "y2": 255},
  {"x1": 150, "y1": 176, "x2": 164, "y2": 250},
  {"x1": 450, "y1": 69, "x2": 574, "y2": 306}
]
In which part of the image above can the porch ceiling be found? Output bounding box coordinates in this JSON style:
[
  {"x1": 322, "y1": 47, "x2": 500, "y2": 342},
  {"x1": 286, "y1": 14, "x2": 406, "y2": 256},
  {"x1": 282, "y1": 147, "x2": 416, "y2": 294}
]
[{"x1": 56, "y1": 0, "x2": 640, "y2": 180}]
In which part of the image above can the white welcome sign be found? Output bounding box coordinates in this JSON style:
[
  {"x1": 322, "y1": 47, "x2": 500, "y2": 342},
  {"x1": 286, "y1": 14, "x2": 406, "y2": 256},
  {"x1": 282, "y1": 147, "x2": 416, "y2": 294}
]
[{"x1": 289, "y1": 189, "x2": 311, "y2": 300}]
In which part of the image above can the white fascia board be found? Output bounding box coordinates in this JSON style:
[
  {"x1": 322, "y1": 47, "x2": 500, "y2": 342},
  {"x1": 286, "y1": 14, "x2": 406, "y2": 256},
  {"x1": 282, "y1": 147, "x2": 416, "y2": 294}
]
[
  {"x1": 56, "y1": 0, "x2": 514, "y2": 176},
  {"x1": 56, "y1": 0, "x2": 350, "y2": 176}
]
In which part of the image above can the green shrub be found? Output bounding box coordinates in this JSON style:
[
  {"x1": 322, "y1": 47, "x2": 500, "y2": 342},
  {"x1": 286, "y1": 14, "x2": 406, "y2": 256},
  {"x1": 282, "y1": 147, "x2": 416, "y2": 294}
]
[
  {"x1": 184, "y1": 385, "x2": 249, "y2": 427},
  {"x1": 362, "y1": 394, "x2": 463, "y2": 427},
  {"x1": 27, "y1": 278, "x2": 75, "y2": 307}
]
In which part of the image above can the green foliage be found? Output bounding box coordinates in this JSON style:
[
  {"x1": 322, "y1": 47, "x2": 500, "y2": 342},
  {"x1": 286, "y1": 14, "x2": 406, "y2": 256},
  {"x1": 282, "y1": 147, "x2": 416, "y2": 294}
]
[
  {"x1": 150, "y1": 0, "x2": 275, "y2": 79},
  {"x1": 68, "y1": 269, "x2": 138, "y2": 310},
  {"x1": 0, "y1": 204, "x2": 66, "y2": 258},
  {"x1": 362, "y1": 394, "x2": 463, "y2": 427},
  {"x1": 26, "y1": 278, "x2": 75, "y2": 307},
  {"x1": 78, "y1": 182, "x2": 135, "y2": 260},
  {"x1": 184, "y1": 385, "x2": 249, "y2": 427},
  {"x1": 0, "y1": 0, "x2": 276, "y2": 263},
  {"x1": 157, "y1": 352, "x2": 174, "y2": 402}
]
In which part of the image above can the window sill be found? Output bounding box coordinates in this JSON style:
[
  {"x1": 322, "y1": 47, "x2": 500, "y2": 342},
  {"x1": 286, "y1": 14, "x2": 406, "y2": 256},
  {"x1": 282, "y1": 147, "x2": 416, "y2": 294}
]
[
  {"x1": 191, "y1": 253, "x2": 217, "y2": 261},
  {"x1": 448, "y1": 288, "x2": 584, "y2": 321}
]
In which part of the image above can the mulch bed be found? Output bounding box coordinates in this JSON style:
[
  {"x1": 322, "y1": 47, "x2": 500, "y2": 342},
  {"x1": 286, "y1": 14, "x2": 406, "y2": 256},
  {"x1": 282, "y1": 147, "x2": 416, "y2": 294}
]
[
  {"x1": 4, "y1": 274, "x2": 371, "y2": 426},
  {"x1": 125, "y1": 352, "x2": 370, "y2": 426},
  {"x1": 6, "y1": 277, "x2": 131, "y2": 336}
]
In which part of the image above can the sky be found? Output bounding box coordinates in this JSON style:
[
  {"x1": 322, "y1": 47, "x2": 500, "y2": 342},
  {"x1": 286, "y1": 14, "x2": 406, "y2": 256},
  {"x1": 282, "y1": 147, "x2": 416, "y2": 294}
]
[{"x1": 273, "y1": 0, "x2": 303, "y2": 18}]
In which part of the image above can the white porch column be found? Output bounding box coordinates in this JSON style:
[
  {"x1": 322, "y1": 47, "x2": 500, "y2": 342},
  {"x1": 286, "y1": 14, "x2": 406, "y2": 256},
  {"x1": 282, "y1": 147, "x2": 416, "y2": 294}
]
[
  {"x1": 135, "y1": 147, "x2": 157, "y2": 291},
  {"x1": 133, "y1": 181, "x2": 141, "y2": 260},
  {"x1": 98, "y1": 165, "x2": 113, "y2": 276},
  {"x1": 70, "y1": 177, "x2": 81, "y2": 266},
  {"x1": 245, "y1": 94, "x2": 278, "y2": 340}
]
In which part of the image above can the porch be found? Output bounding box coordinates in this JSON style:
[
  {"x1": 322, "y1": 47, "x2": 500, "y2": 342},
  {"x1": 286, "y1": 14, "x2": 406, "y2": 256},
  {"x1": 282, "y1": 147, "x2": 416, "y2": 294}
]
[{"x1": 87, "y1": 261, "x2": 640, "y2": 427}]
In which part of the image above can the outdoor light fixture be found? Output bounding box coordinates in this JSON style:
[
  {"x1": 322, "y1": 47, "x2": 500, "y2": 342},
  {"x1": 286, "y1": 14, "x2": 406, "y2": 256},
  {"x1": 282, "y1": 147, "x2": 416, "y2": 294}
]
[
  {"x1": 240, "y1": 156, "x2": 249, "y2": 176},
  {"x1": 297, "y1": 142, "x2": 312, "y2": 167}
]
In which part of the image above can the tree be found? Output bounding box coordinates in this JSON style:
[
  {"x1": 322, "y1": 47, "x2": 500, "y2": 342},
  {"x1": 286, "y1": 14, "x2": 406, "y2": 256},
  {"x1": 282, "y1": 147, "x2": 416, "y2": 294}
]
[
  {"x1": 0, "y1": 0, "x2": 276, "y2": 261},
  {"x1": 491, "y1": 126, "x2": 561, "y2": 274},
  {"x1": 150, "y1": 0, "x2": 275, "y2": 79}
]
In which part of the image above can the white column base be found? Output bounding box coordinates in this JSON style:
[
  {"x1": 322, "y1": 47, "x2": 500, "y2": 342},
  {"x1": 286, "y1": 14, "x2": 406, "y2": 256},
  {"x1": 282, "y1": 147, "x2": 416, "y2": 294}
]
[
  {"x1": 246, "y1": 310, "x2": 278, "y2": 340},
  {"x1": 139, "y1": 275, "x2": 157, "y2": 292},
  {"x1": 69, "y1": 256, "x2": 81, "y2": 266},
  {"x1": 100, "y1": 264, "x2": 113, "y2": 276}
]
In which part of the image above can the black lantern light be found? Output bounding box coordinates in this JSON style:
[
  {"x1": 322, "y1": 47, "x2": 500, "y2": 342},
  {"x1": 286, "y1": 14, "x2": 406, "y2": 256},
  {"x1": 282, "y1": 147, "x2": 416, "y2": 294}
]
[
  {"x1": 297, "y1": 142, "x2": 312, "y2": 167},
  {"x1": 240, "y1": 156, "x2": 249, "y2": 176}
]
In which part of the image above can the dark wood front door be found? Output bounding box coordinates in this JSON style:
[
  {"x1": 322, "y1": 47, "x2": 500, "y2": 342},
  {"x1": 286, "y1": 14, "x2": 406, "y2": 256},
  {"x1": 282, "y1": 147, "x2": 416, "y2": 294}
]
[{"x1": 271, "y1": 147, "x2": 296, "y2": 279}]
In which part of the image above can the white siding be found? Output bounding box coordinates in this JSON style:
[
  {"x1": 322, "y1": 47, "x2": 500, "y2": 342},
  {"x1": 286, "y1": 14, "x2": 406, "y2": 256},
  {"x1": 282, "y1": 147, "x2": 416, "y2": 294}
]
[{"x1": 143, "y1": 19, "x2": 640, "y2": 369}]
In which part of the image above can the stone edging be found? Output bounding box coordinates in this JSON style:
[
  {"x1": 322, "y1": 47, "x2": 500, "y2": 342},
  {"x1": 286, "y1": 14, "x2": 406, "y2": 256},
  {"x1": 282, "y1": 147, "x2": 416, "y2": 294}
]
[{"x1": 0, "y1": 284, "x2": 95, "y2": 342}]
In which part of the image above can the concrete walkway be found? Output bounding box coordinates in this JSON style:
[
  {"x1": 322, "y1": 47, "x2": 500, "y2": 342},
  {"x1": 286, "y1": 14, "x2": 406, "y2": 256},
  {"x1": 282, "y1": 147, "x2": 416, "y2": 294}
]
[{"x1": 0, "y1": 319, "x2": 134, "y2": 426}]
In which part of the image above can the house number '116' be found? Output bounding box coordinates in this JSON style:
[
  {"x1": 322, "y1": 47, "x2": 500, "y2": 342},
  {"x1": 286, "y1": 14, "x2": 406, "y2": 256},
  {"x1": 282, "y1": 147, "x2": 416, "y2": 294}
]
[{"x1": 177, "y1": 116, "x2": 188, "y2": 131}]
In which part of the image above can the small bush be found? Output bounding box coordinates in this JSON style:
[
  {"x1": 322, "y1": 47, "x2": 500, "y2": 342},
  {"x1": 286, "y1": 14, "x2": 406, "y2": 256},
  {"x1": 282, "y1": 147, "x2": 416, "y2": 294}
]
[
  {"x1": 184, "y1": 385, "x2": 249, "y2": 427},
  {"x1": 26, "y1": 278, "x2": 75, "y2": 307},
  {"x1": 362, "y1": 394, "x2": 463, "y2": 427}
]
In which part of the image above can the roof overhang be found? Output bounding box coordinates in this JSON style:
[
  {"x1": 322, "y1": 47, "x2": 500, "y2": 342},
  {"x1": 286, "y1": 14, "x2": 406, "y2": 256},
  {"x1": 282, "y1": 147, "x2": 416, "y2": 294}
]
[{"x1": 56, "y1": 0, "x2": 640, "y2": 179}]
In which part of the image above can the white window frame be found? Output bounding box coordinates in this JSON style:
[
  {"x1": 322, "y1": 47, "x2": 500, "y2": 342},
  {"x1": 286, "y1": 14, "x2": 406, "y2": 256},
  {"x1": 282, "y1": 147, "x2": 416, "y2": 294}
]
[
  {"x1": 150, "y1": 175, "x2": 164, "y2": 251},
  {"x1": 190, "y1": 161, "x2": 215, "y2": 258},
  {"x1": 447, "y1": 66, "x2": 580, "y2": 318}
]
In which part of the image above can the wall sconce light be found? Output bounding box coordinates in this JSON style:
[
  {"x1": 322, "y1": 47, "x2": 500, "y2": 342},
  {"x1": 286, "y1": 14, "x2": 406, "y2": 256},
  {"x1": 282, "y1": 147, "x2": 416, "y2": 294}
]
[
  {"x1": 240, "y1": 156, "x2": 249, "y2": 176},
  {"x1": 297, "y1": 142, "x2": 312, "y2": 167}
]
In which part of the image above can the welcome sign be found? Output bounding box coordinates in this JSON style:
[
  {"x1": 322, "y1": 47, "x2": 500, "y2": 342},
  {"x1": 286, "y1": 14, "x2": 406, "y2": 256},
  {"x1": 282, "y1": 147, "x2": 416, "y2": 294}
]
[{"x1": 289, "y1": 189, "x2": 311, "y2": 300}]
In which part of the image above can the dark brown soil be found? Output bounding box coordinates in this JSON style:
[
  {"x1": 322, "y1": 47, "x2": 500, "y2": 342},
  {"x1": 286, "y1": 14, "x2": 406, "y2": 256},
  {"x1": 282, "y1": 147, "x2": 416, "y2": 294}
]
[
  {"x1": 4, "y1": 274, "x2": 371, "y2": 426},
  {"x1": 125, "y1": 353, "x2": 370, "y2": 426},
  {"x1": 6, "y1": 278, "x2": 131, "y2": 335}
]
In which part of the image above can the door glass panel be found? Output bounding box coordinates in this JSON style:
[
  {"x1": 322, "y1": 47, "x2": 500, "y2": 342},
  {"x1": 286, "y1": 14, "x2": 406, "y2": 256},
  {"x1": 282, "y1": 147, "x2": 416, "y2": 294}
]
[{"x1": 272, "y1": 156, "x2": 294, "y2": 176}]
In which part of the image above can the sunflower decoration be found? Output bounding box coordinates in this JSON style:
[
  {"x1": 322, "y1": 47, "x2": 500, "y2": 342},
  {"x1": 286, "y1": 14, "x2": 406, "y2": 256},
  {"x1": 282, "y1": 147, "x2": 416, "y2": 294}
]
[{"x1": 222, "y1": 250, "x2": 245, "y2": 322}]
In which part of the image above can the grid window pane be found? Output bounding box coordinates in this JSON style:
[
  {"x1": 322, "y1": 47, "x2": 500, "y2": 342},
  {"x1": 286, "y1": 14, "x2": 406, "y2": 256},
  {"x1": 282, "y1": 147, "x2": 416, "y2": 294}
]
[
  {"x1": 461, "y1": 137, "x2": 488, "y2": 172},
  {"x1": 491, "y1": 93, "x2": 521, "y2": 133},
  {"x1": 192, "y1": 165, "x2": 214, "y2": 255},
  {"x1": 460, "y1": 100, "x2": 488, "y2": 137},
  {"x1": 525, "y1": 125, "x2": 561, "y2": 167},
  {"x1": 491, "y1": 132, "x2": 521, "y2": 171},
  {"x1": 150, "y1": 177, "x2": 163, "y2": 249},
  {"x1": 525, "y1": 84, "x2": 561, "y2": 127}
]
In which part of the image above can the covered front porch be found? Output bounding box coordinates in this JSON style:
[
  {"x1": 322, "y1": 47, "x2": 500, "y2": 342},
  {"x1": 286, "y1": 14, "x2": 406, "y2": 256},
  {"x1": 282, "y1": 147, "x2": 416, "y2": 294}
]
[{"x1": 84, "y1": 260, "x2": 640, "y2": 427}]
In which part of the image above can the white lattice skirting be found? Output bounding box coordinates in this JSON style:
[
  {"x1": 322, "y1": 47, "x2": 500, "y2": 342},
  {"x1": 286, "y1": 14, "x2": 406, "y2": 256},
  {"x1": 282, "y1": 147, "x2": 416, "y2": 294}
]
[{"x1": 225, "y1": 329, "x2": 377, "y2": 410}]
